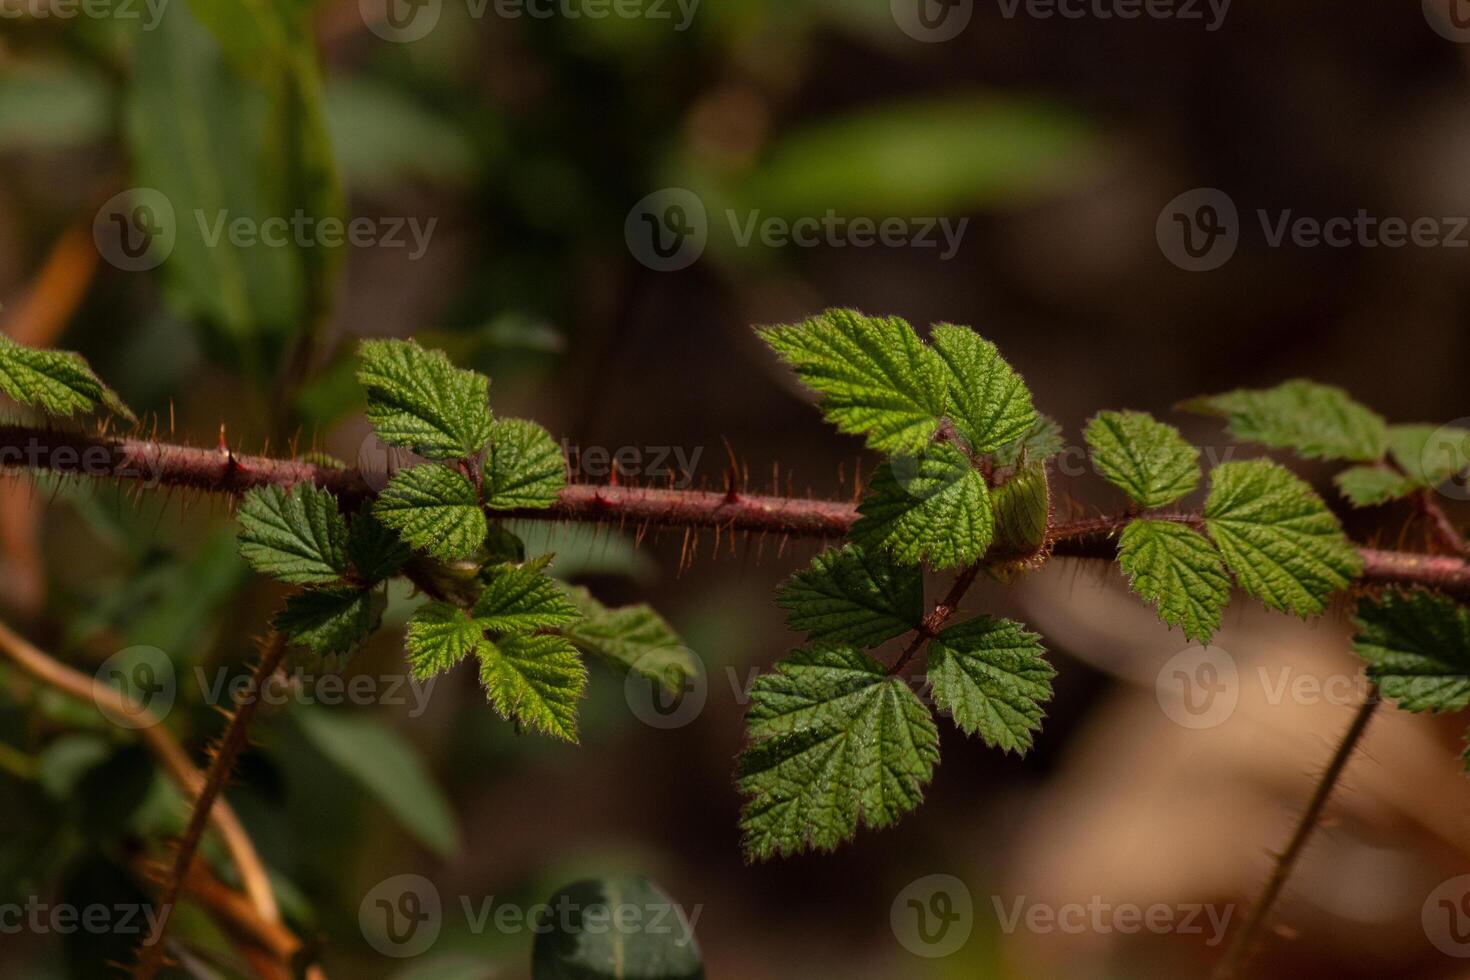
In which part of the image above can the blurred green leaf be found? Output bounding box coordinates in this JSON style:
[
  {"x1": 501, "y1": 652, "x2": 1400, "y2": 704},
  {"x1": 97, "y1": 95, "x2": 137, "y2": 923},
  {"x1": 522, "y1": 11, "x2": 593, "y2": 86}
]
[
  {"x1": 716, "y1": 96, "x2": 1102, "y2": 220},
  {"x1": 125, "y1": 0, "x2": 343, "y2": 371},
  {"x1": 36, "y1": 735, "x2": 111, "y2": 799},
  {"x1": 391, "y1": 955, "x2": 498, "y2": 980},
  {"x1": 293, "y1": 707, "x2": 460, "y2": 856},
  {"x1": 0, "y1": 62, "x2": 112, "y2": 152},
  {"x1": 326, "y1": 77, "x2": 476, "y2": 191},
  {"x1": 532, "y1": 876, "x2": 704, "y2": 980}
]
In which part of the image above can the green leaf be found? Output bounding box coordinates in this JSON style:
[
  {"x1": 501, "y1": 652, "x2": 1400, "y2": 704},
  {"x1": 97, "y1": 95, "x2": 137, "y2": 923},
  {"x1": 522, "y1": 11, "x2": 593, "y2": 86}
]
[
  {"x1": 293, "y1": 707, "x2": 459, "y2": 856},
  {"x1": 988, "y1": 459, "x2": 1050, "y2": 561},
  {"x1": 562, "y1": 586, "x2": 695, "y2": 695},
  {"x1": 358, "y1": 339, "x2": 494, "y2": 460},
  {"x1": 1084, "y1": 410, "x2": 1200, "y2": 508},
  {"x1": 1388, "y1": 424, "x2": 1470, "y2": 487},
  {"x1": 374, "y1": 464, "x2": 487, "y2": 561},
  {"x1": 927, "y1": 617, "x2": 1053, "y2": 753},
  {"x1": 347, "y1": 507, "x2": 411, "y2": 581},
  {"x1": 1117, "y1": 520, "x2": 1231, "y2": 643},
  {"x1": 737, "y1": 647, "x2": 939, "y2": 860},
  {"x1": 126, "y1": 0, "x2": 342, "y2": 369},
  {"x1": 1334, "y1": 466, "x2": 1419, "y2": 508},
  {"x1": 478, "y1": 634, "x2": 586, "y2": 742},
  {"x1": 1353, "y1": 590, "x2": 1470, "y2": 713},
  {"x1": 531, "y1": 876, "x2": 704, "y2": 980},
  {"x1": 1184, "y1": 380, "x2": 1387, "y2": 462},
  {"x1": 851, "y1": 444, "x2": 992, "y2": 569},
  {"x1": 406, "y1": 602, "x2": 485, "y2": 679},
  {"x1": 237, "y1": 484, "x2": 349, "y2": 584},
  {"x1": 759, "y1": 309, "x2": 946, "y2": 455},
  {"x1": 273, "y1": 587, "x2": 384, "y2": 657},
  {"x1": 472, "y1": 560, "x2": 582, "y2": 635},
  {"x1": 775, "y1": 545, "x2": 923, "y2": 647},
  {"x1": 724, "y1": 96, "x2": 1100, "y2": 218},
  {"x1": 0, "y1": 335, "x2": 135, "y2": 423},
  {"x1": 1204, "y1": 460, "x2": 1362, "y2": 617},
  {"x1": 930, "y1": 324, "x2": 1036, "y2": 453},
  {"x1": 484, "y1": 418, "x2": 566, "y2": 510},
  {"x1": 992, "y1": 414, "x2": 1064, "y2": 468}
]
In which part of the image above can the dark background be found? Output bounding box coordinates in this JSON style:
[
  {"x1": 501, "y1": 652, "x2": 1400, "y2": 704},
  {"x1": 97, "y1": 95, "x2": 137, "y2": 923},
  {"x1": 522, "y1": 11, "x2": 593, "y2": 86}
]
[{"x1": 2, "y1": 0, "x2": 1470, "y2": 976}]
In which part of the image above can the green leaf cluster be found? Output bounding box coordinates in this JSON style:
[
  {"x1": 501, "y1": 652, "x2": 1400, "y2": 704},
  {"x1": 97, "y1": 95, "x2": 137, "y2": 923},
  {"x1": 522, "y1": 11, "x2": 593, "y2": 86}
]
[
  {"x1": 406, "y1": 557, "x2": 585, "y2": 741},
  {"x1": 1354, "y1": 589, "x2": 1470, "y2": 717},
  {"x1": 1353, "y1": 589, "x2": 1470, "y2": 769},
  {"x1": 1082, "y1": 408, "x2": 1362, "y2": 636},
  {"x1": 230, "y1": 338, "x2": 669, "y2": 744},
  {"x1": 761, "y1": 310, "x2": 1044, "y2": 572},
  {"x1": 743, "y1": 542, "x2": 1054, "y2": 859},
  {"x1": 237, "y1": 484, "x2": 401, "y2": 660},
  {"x1": 0, "y1": 335, "x2": 135, "y2": 424},
  {"x1": 359, "y1": 340, "x2": 566, "y2": 561},
  {"x1": 1184, "y1": 379, "x2": 1470, "y2": 507}
]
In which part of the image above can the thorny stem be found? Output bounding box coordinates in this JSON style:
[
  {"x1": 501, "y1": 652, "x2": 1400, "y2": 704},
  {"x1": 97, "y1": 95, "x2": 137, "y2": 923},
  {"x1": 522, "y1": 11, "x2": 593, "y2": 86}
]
[
  {"x1": 0, "y1": 425, "x2": 1467, "y2": 594},
  {"x1": 1211, "y1": 686, "x2": 1382, "y2": 980},
  {"x1": 135, "y1": 632, "x2": 290, "y2": 980},
  {"x1": 889, "y1": 562, "x2": 984, "y2": 676},
  {"x1": 0, "y1": 619, "x2": 282, "y2": 929},
  {"x1": 1418, "y1": 489, "x2": 1470, "y2": 557}
]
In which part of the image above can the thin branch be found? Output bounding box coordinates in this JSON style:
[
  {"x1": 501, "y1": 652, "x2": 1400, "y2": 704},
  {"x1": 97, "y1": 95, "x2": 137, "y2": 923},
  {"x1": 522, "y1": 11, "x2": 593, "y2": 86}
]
[
  {"x1": 889, "y1": 562, "x2": 984, "y2": 676},
  {"x1": 1211, "y1": 686, "x2": 1381, "y2": 980},
  {"x1": 135, "y1": 632, "x2": 289, "y2": 980},
  {"x1": 0, "y1": 425, "x2": 1468, "y2": 594},
  {"x1": 1418, "y1": 489, "x2": 1469, "y2": 556},
  {"x1": 0, "y1": 619, "x2": 280, "y2": 925},
  {"x1": 129, "y1": 855, "x2": 300, "y2": 979}
]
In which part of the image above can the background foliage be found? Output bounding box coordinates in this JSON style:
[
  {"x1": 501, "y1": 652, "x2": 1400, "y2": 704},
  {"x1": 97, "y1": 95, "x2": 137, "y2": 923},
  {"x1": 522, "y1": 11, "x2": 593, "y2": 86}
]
[{"x1": 1, "y1": 1, "x2": 1469, "y2": 978}]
